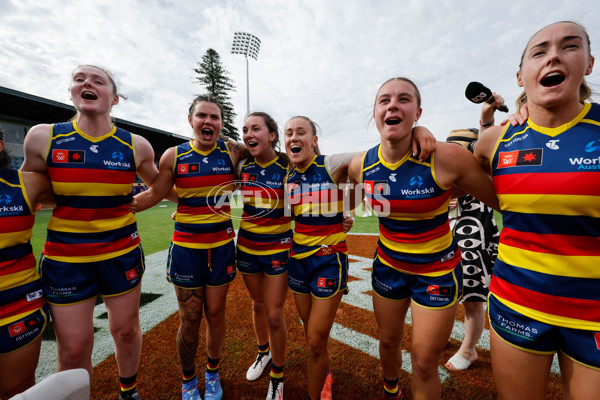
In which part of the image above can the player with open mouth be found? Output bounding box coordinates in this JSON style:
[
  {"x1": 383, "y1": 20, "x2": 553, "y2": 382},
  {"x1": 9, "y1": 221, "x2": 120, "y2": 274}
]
[
  {"x1": 131, "y1": 95, "x2": 249, "y2": 400},
  {"x1": 346, "y1": 77, "x2": 499, "y2": 400},
  {"x1": 475, "y1": 21, "x2": 600, "y2": 400}
]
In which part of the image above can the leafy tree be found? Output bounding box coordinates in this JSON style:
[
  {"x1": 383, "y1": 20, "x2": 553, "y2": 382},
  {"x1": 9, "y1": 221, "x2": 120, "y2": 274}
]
[{"x1": 193, "y1": 48, "x2": 239, "y2": 140}]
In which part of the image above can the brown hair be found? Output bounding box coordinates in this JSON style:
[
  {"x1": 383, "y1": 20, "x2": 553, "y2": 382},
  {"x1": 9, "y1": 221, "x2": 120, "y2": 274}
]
[
  {"x1": 374, "y1": 77, "x2": 422, "y2": 110},
  {"x1": 188, "y1": 95, "x2": 224, "y2": 120},
  {"x1": 247, "y1": 111, "x2": 280, "y2": 150},
  {"x1": 516, "y1": 21, "x2": 593, "y2": 109},
  {"x1": 287, "y1": 115, "x2": 321, "y2": 155}
]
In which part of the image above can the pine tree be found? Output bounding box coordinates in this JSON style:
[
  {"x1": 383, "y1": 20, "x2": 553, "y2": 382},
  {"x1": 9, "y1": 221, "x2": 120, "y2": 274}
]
[{"x1": 193, "y1": 49, "x2": 239, "y2": 140}]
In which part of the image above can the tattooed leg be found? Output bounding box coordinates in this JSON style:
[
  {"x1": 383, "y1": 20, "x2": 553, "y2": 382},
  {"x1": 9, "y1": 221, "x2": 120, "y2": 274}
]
[{"x1": 175, "y1": 286, "x2": 205, "y2": 370}]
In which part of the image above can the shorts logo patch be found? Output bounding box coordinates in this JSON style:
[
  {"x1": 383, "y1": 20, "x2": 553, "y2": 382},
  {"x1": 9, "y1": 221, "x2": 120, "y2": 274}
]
[
  {"x1": 227, "y1": 265, "x2": 235, "y2": 275},
  {"x1": 426, "y1": 285, "x2": 451, "y2": 296},
  {"x1": 8, "y1": 321, "x2": 26, "y2": 337},
  {"x1": 595, "y1": 332, "x2": 600, "y2": 350},
  {"x1": 272, "y1": 260, "x2": 287, "y2": 268},
  {"x1": 125, "y1": 266, "x2": 143, "y2": 280},
  {"x1": 8, "y1": 317, "x2": 38, "y2": 338},
  {"x1": 317, "y1": 278, "x2": 335, "y2": 288}
]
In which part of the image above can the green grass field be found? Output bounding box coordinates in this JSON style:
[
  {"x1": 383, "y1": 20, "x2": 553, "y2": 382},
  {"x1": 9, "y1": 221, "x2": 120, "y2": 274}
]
[{"x1": 31, "y1": 199, "x2": 502, "y2": 257}]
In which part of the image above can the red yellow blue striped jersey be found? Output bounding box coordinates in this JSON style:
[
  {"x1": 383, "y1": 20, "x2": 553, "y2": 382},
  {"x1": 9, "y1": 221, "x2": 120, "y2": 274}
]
[
  {"x1": 286, "y1": 155, "x2": 347, "y2": 259},
  {"x1": 173, "y1": 140, "x2": 235, "y2": 249},
  {"x1": 489, "y1": 102, "x2": 600, "y2": 330},
  {"x1": 0, "y1": 168, "x2": 46, "y2": 326},
  {"x1": 44, "y1": 121, "x2": 140, "y2": 262},
  {"x1": 361, "y1": 145, "x2": 459, "y2": 276},
  {"x1": 237, "y1": 156, "x2": 292, "y2": 255}
]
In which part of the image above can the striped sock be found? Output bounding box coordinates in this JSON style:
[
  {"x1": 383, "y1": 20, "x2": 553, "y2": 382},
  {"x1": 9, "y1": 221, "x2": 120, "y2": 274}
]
[
  {"x1": 207, "y1": 356, "x2": 220, "y2": 374},
  {"x1": 269, "y1": 363, "x2": 284, "y2": 382},
  {"x1": 119, "y1": 373, "x2": 137, "y2": 397},
  {"x1": 182, "y1": 368, "x2": 196, "y2": 384},
  {"x1": 383, "y1": 377, "x2": 399, "y2": 397},
  {"x1": 258, "y1": 342, "x2": 270, "y2": 355}
]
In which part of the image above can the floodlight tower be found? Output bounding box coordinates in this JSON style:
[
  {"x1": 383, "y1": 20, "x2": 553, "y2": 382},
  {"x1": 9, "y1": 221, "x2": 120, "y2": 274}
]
[{"x1": 231, "y1": 32, "x2": 261, "y2": 115}]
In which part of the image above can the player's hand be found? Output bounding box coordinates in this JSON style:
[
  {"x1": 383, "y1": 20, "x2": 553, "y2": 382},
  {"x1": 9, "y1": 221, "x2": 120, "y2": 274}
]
[{"x1": 342, "y1": 215, "x2": 354, "y2": 233}]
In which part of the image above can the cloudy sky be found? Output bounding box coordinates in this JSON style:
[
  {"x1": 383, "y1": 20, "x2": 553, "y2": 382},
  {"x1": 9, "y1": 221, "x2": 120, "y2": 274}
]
[{"x1": 1, "y1": 0, "x2": 599, "y2": 154}]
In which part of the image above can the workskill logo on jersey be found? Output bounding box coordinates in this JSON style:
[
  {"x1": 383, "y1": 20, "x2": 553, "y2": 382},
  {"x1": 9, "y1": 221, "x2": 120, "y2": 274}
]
[
  {"x1": 242, "y1": 173, "x2": 258, "y2": 182},
  {"x1": 426, "y1": 285, "x2": 451, "y2": 296},
  {"x1": 178, "y1": 163, "x2": 199, "y2": 174},
  {"x1": 497, "y1": 148, "x2": 543, "y2": 169},
  {"x1": 364, "y1": 180, "x2": 389, "y2": 195},
  {"x1": 52, "y1": 149, "x2": 85, "y2": 163}
]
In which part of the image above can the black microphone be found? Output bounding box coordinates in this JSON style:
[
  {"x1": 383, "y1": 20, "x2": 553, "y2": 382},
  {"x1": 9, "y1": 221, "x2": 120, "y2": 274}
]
[{"x1": 465, "y1": 82, "x2": 509, "y2": 113}]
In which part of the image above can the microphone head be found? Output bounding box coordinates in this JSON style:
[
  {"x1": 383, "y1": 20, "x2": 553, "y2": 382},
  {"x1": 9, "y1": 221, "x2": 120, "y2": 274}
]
[{"x1": 465, "y1": 81, "x2": 493, "y2": 104}]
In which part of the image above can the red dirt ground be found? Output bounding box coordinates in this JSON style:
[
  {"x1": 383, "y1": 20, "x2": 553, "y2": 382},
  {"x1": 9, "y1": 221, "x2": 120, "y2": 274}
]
[{"x1": 91, "y1": 235, "x2": 562, "y2": 399}]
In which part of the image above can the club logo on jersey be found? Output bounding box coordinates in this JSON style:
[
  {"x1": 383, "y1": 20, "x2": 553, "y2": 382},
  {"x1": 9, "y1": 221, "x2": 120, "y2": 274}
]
[
  {"x1": 426, "y1": 285, "x2": 451, "y2": 296},
  {"x1": 585, "y1": 140, "x2": 600, "y2": 153},
  {"x1": 546, "y1": 140, "x2": 560, "y2": 150},
  {"x1": 125, "y1": 266, "x2": 143, "y2": 280},
  {"x1": 409, "y1": 175, "x2": 423, "y2": 187},
  {"x1": 260, "y1": 170, "x2": 266, "y2": 176},
  {"x1": 497, "y1": 149, "x2": 543, "y2": 169},
  {"x1": 52, "y1": 149, "x2": 85, "y2": 163},
  {"x1": 242, "y1": 173, "x2": 258, "y2": 182},
  {"x1": 364, "y1": 180, "x2": 389, "y2": 195},
  {"x1": 178, "y1": 163, "x2": 200, "y2": 174},
  {"x1": 202, "y1": 157, "x2": 209, "y2": 163},
  {"x1": 317, "y1": 277, "x2": 335, "y2": 288}
]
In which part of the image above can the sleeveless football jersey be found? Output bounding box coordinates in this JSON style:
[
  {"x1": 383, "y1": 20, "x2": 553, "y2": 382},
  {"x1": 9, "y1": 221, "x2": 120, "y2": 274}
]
[
  {"x1": 44, "y1": 121, "x2": 140, "y2": 262},
  {"x1": 172, "y1": 140, "x2": 235, "y2": 249},
  {"x1": 361, "y1": 145, "x2": 459, "y2": 276},
  {"x1": 0, "y1": 168, "x2": 45, "y2": 326},
  {"x1": 490, "y1": 102, "x2": 600, "y2": 330},
  {"x1": 237, "y1": 156, "x2": 292, "y2": 255},
  {"x1": 286, "y1": 155, "x2": 347, "y2": 259}
]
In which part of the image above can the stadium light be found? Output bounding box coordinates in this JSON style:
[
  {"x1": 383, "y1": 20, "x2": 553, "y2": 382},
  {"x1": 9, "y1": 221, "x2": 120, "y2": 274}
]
[{"x1": 231, "y1": 32, "x2": 261, "y2": 115}]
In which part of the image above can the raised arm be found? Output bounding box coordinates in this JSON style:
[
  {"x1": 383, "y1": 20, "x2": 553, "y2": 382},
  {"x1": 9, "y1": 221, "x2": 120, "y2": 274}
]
[
  {"x1": 435, "y1": 142, "x2": 499, "y2": 211},
  {"x1": 226, "y1": 139, "x2": 250, "y2": 166},
  {"x1": 131, "y1": 147, "x2": 176, "y2": 213},
  {"x1": 473, "y1": 125, "x2": 503, "y2": 175}
]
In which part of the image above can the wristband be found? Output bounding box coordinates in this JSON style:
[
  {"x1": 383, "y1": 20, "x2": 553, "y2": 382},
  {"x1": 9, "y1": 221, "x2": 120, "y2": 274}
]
[{"x1": 480, "y1": 120, "x2": 494, "y2": 127}]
